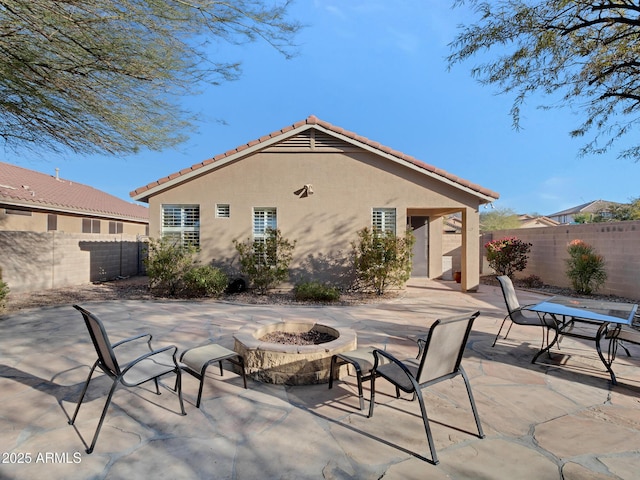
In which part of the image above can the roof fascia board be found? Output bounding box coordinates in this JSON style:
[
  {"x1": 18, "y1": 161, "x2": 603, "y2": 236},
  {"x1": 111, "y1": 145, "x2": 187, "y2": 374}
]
[
  {"x1": 131, "y1": 124, "x2": 317, "y2": 202},
  {"x1": 311, "y1": 124, "x2": 497, "y2": 203},
  {"x1": 0, "y1": 198, "x2": 148, "y2": 223},
  {"x1": 132, "y1": 121, "x2": 496, "y2": 204}
]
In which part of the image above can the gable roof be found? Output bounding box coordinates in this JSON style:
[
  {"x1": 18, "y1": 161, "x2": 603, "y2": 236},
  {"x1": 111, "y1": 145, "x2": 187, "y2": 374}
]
[
  {"x1": 0, "y1": 161, "x2": 148, "y2": 222},
  {"x1": 130, "y1": 115, "x2": 500, "y2": 203},
  {"x1": 549, "y1": 200, "x2": 622, "y2": 217}
]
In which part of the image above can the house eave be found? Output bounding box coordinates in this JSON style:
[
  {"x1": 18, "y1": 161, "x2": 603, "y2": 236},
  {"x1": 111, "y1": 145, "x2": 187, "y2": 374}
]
[
  {"x1": 132, "y1": 122, "x2": 499, "y2": 204},
  {"x1": 0, "y1": 197, "x2": 149, "y2": 224}
]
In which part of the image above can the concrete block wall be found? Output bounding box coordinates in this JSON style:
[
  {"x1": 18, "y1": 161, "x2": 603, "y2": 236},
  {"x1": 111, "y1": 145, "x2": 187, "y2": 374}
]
[
  {"x1": 481, "y1": 220, "x2": 640, "y2": 300},
  {"x1": 0, "y1": 231, "x2": 144, "y2": 293}
]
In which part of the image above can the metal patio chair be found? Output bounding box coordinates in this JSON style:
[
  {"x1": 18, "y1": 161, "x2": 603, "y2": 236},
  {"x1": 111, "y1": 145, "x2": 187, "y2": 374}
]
[
  {"x1": 492, "y1": 275, "x2": 557, "y2": 355},
  {"x1": 367, "y1": 311, "x2": 485, "y2": 464},
  {"x1": 69, "y1": 305, "x2": 186, "y2": 454}
]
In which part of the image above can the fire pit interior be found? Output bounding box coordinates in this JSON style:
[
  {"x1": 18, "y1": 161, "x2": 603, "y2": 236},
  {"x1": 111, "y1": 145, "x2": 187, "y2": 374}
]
[{"x1": 233, "y1": 320, "x2": 357, "y2": 385}]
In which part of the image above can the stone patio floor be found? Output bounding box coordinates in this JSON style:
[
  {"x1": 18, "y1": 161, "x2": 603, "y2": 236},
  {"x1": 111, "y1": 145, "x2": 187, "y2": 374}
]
[{"x1": 1, "y1": 278, "x2": 639, "y2": 479}]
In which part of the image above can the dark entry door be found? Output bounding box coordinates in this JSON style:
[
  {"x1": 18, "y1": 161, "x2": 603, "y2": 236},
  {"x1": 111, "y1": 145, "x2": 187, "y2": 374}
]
[{"x1": 409, "y1": 216, "x2": 428, "y2": 276}]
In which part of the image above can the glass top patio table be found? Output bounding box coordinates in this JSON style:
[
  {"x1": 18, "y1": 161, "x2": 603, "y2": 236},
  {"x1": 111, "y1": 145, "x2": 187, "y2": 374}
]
[
  {"x1": 526, "y1": 296, "x2": 638, "y2": 385},
  {"x1": 527, "y1": 296, "x2": 637, "y2": 325}
]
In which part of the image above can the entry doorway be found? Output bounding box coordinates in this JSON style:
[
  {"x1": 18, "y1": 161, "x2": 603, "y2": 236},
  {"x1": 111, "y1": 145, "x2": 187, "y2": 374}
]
[{"x1": 409, "y1": 216, "x2": 429, "y2": 276}]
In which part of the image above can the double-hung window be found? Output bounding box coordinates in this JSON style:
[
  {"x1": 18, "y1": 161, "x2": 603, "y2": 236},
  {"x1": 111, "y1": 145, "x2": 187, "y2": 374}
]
[
  {"x1": 372, "y1": 208, "x2": 396, "y2": 234},
  {"x1": 253, "y1": 208, "x2": 277, "y2": 241},
  {"x1": 162, "y1": 204, "x2": 200, "y2": 247}
]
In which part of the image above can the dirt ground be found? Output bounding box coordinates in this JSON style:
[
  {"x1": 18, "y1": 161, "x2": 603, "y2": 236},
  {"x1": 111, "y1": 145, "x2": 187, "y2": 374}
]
[{"x1": 1, "y1": 276, "x2": 396, "y2": 315}]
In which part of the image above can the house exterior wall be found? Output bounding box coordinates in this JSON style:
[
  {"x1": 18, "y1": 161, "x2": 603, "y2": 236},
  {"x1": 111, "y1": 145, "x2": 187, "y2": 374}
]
[
  {"x1": 481, "y1": 220, "x2": 640, "y2": 300},
  {"x1": 147, "y1": 144, "x2": 482, "y2": 286},
  {"x1": 0, "y1": 207, "x2": 148, "y2": 235},
  {"x1": 0, "y1": 231, "x2": 144, "y2": 293}
]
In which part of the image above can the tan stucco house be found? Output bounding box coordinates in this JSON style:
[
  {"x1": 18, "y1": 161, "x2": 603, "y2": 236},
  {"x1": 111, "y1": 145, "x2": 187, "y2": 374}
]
[{"x1": 131, "y1": 116, "x2": 499, "y2": 292}]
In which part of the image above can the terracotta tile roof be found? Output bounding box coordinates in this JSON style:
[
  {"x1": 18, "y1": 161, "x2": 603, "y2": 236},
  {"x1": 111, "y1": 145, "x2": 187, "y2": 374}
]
[
  {"x1": 0, "y1": 161, "x2": 148, "y2": 222},
  {"x1": 131, "y1": 115, "x2": 500, "y2": 202}
]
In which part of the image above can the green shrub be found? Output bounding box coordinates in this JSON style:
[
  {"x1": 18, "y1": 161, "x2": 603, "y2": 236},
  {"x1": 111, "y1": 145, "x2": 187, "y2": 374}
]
[
  {"x1": 351, "y1": 227, "x2": 415, "y2": 295},
  {"x1": 485, "y1": 237, "x2": 532, "y2": 278},
  {"x1": 0, "y1": 267, "x2": 9, "y2": 310},
  {"x1": 233, "y1": 228, "x2": 296, "y2": 294},
  {"x1": 565, "y1": 239, "x2": 607, "y2": 295},
  {"x1": 144, "y1": 237, "x2": 198, "y2": 296},
  {"x1": 182, "y1": 265, "x2": 228, "y2": 297},
  {"x1": 294, "y1": 281, "x2": 340, "y2": 302}
]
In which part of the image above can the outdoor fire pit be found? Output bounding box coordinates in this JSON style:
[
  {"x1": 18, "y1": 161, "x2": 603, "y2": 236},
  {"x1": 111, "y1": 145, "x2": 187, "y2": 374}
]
[{"x1": 233, "y1": 320, "x2": 357, "y2": 385}]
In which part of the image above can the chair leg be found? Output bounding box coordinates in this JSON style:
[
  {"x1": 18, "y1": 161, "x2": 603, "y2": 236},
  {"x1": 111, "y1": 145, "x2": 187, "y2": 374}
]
[
  {"x1": 367, "y1": 374, "x2": 376, "y2": 418},
  {"x1": 414, "y1": 389, "x2": 438, "y2": 465},
  {"x1": 328, "y1": 355, "x2": 338, "y2": 390},
  {"x1": 460, "y1": 367, "x2": 485, "y2": 439},
  {"x1": 175, "y1": 368, "x2": 186, "y2": 415},
  {"x1": 491, "y1": 317, "x2": 509, "y2": 347},
  {"x1": 86, "y1": 379, "x2": 119, "y2": 454},
  {"x1": 69, "y1": 361, "x2": 99, "y2": 426}
]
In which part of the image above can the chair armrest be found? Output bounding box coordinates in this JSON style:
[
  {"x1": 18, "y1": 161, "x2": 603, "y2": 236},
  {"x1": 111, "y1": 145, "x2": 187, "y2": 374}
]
[
  {"x1": 372, "y1": 349, "x2": 413, "y2": 377},
  {"x1": 120, "y1": 345, "x2": 179, "y2": 376},
  {"x1": 112, "y1": 333, "x2": 153, "y2": 349}
]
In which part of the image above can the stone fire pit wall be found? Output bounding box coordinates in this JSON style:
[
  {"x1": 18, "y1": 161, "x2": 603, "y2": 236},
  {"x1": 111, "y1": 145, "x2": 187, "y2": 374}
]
[{"x1": 233, "y1": 320, "x2": 357, "y2": 385}]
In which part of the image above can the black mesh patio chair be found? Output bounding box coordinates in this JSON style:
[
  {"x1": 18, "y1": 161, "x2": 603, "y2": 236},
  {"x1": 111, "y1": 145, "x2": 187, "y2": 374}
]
[
  {"x1": 492, "y1": 275, "x2": 557, "y2": 356},
  {"x1": 69, "y1": 305, "x2": 186, "y2": 454},
  {"x1": 367, "y1": 311, "x2": 485, "y2": 465}
]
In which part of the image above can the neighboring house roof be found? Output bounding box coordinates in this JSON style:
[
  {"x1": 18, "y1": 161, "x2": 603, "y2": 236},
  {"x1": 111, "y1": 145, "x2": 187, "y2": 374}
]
[
  {"x1": 0, "y1": 161, "x2": 148, "y2": 222},
  {"x1": 131, "y1": 115, "x2": 500, "y2": 203},
  {"x1": 518, "y1": 214, "x2": 559, "y2": 228},
  {"x1": 548, "y1": 200, "x2": 621, "y2": 218}
]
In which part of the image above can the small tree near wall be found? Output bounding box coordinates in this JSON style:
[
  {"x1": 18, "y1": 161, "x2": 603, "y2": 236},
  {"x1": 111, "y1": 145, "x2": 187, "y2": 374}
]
[
  {"x1": 233, "y1": 228, "x2": 296, "y2": 294},
  {"x1": 485, "y1": 237, "x2": 532, "y2": 278},
  {"x1": 351, "y1": 227, "x2": 415, "y2": 295},
  {"x1": 565, "y1": 239, "x2": 607, "y2": 294}
]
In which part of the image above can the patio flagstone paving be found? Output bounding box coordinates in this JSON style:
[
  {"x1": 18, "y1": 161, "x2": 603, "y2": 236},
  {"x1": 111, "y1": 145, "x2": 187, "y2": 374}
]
[{"x1": 0, "y1": 278, "x2": 639, "y2": 479}]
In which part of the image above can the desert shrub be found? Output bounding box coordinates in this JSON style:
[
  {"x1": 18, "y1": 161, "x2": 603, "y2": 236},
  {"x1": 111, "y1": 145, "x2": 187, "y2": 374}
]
[
  {"x1": 565, "y1": 240, "x2": 607, "y2": 295},
  {"x1": 351, "y1": 227, "x2": 415, "y2": 295},
  {"x1": 233, "y1": 228, "x2": 296, "y2": 294},
  {"x1": 0, "y1": 267, "x2": 9, "y2": 310},
  {"x1": 182, "y1": 265, "x2": 228, "y2": 297},
  {"x1": 485, "y1": 237, "x2": 532, "y2": 278},
  {"x1": 144, "y1": 237, "x2": 198, "y2": 296},
  {"x1": 294, "y1": 281, "x2": 340, "y2": 302},
  {"x1": 520, "y1": 274, "x2": 543, "y2": 289}
]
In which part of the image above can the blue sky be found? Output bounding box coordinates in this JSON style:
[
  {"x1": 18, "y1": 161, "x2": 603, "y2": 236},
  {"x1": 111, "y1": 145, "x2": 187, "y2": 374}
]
[{"x1": 6, "y1": 1, "x2": 639, "y2": 215}]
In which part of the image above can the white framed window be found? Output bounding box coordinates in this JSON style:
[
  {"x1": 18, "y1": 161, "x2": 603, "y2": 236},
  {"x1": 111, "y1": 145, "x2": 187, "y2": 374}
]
[
  {"x1": 372, "y1": 208, "x2": 396, "y2": 234},
  {"x1": 162, "y1": 204, "x2": 200, "y2": 247},
  {"x1": 253, "y1": 207, "x2": 277, "y2": 241},
  {"x1": 216, "y1": 204, "x2": 230, "y2": 218}
]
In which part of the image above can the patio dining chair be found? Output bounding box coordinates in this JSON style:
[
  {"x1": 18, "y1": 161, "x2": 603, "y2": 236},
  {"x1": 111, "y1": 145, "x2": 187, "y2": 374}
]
[
  {"x1": 367, "y1": 311, "x2": 485, "y2": 465},
  {"x1": 492, "y1": 275, "x2": 557, "y2": 356},
  {"x1": 69, "y1": 305, "x2": 186, "y2": 454}
]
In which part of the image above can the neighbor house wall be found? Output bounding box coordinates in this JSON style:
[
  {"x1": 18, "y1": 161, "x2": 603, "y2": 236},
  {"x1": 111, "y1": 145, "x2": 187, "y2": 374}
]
[
  {"x1": 0, "y1": 231, "x2": 144, "y2": 293},
  {"x1": 0, "y1": 208, "x2": 148, "y2": 235},
  {"x1": 481, "y1": 220, "x2": 640, "y2": 300}
]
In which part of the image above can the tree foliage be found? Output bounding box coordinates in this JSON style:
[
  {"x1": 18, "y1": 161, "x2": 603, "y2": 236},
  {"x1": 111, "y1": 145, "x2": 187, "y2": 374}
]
[
  {"x1": 0, "y1": 0, "x2": 300, "y2": 155},
  {"x1": 480, "y1": 207, "x2": 520, "y2": 232},
  {"x1": 485, "y1": 236, "x2": 532, "y2": 278},
  {"x1": 565, "y1": 239, "x2": 607, "y2": 294},
  {"x1": 609, "y1": 196, "x2": 640, "y2": 220},
  {"x1": 449, "y1": 0, "x2": 640, "y2": 160}
]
